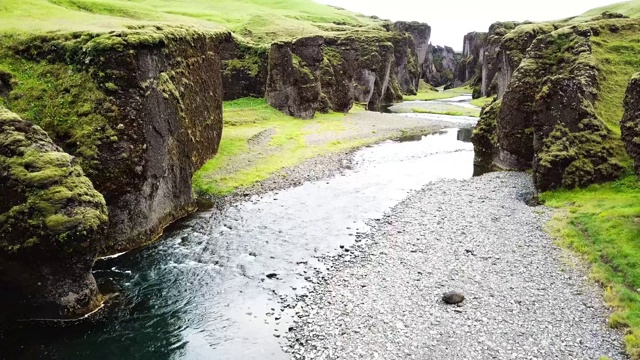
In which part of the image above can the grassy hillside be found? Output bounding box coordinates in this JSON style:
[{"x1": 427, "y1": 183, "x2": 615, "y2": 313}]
[
  {"x1": 576, "y1": 0, "x2": 640, "y2": 20},
  {"x1": 0, "y1": 0, "x2": 384, "y2": 44}
]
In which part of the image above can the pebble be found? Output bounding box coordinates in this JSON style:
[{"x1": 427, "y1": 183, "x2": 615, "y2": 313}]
[{"x1": 286, "y1": 172, "x2": 626, "y2": 359}]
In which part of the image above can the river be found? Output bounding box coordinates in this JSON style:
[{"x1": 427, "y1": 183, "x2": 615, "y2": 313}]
[{"x1": 2, "y1": 104, "x2": 479, "y2": 359}]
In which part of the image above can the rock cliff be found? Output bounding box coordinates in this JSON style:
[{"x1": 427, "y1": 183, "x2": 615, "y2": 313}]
[
  {"x1": 472, "y1": 21, "x2": 627, "y2": 191},
  {"x1": 221, "y1": 38, "x2": 269, "y2": 100},
  {"x1": 1, "y1": 27, "x2": 227, "y2": 253},
  {"x1": 423, "y1": 45, "x2": 459, "y2": 87},
  {"x1": 622, "y1": 73, "x2": 640, "y2": 175},
  {"x1": 455, "y1": 32, "x2": 486, "y2": 86},
  {"x1": 0, "y1": 107, "x2": 108, "y2": 319},
  {"x1": 266, "y1": 29, "x2": 425, "y2": 117}
]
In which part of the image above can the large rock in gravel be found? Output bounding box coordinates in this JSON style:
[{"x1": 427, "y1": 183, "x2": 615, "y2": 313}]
[
  {"x1": 0, "y1": 107, "x2": 108, "y2": 319},
  {"x1": 442, "y1": 291, "x2": 465, "y2": 305},
  {"x1": 621, "y1": 73, "x2": 640, "y2": 175}
]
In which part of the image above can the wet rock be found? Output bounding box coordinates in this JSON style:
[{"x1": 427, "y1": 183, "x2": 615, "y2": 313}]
[
  {"x1": 0, "y1": 107, "x2": 108, "y2": 319},
  {"x1": 442, "y1": 291, "x2": 465, "y2": 305}
]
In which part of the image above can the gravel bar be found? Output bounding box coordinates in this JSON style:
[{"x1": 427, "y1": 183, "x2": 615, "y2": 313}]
[{"x1": 286, "y1": 172, "x2": 626, "y2": 359}]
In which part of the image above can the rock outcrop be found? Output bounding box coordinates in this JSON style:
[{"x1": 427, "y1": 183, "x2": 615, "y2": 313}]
[
  {"x1": 267, "y1": 30, "x2": 420, "y2": 117},
  {"x1": 472, "y1": 22, "x2": 626, "y2": 191},
  {"x1": 393, "y1": 21, "x2": 432, "y2": 94},
  {"x1": 0, "y1": 107, "x2": 108, "y2": 319},
  {"x1": 455, "y1": 32, "x2": 487, "y2": 86},
  {"x1": 622, "y1": 73, "x2": 640, "y2": 174},
  {"x1": 423, "y1": 45, "x2": 458, "y2": 87},
  {"x1": 221, "y1": 38, "x2": 269, "y2": 100},
  {"x1": 2, "y1": 27, "x2": 227, "y2": 252}
]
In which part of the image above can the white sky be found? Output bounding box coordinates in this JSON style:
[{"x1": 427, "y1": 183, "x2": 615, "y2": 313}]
[{"x1": 314, "y1": 0, "x2": 627, "y2": 50}]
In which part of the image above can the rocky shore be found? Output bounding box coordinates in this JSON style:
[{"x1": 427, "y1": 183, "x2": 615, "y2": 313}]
[{"x1": 285, "y1": 172, "x2": 625, "y2": 359}]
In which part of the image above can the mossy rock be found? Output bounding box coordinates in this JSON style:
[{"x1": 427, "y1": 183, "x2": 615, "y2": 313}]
[{"x1": 0, "y1": 107, "x2": 108, "y2": 319}]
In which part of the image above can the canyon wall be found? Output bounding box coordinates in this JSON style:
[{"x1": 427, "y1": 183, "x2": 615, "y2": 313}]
[
  {"x1": 473, "y1": 20, "x2": 631, "y2": 191},
  {"x1": 0, "y1": 27, "x2": 227, "y2": 317}
]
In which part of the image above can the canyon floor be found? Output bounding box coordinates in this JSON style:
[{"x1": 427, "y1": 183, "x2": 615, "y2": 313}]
[{"x1": 286, "y1": 172, "x2": 627, "y2": 359}]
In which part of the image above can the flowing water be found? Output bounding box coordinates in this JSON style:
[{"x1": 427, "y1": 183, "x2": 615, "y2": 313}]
[{"x1": 2, "y1": 111, "x2": 480, "y2": 360}]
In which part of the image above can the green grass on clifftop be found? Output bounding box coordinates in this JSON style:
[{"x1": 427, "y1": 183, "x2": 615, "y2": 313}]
[
  {"x1": 542, "y1": 175, "x2": 640, "y2": 358},
  {"x1": 0, "y1": 0, "x2": 384, "y2": 44},
  {"x1": 577, "y1": 0, "x2": 640, "y2": 20}
]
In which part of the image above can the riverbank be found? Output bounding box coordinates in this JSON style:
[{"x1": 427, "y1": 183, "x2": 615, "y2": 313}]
[
  {"x1": 193, "y1": 97, "x2": 476, "y2": 199},
  {"x1": 286, "y1": 172, "x2": 626, "y2": 359}
]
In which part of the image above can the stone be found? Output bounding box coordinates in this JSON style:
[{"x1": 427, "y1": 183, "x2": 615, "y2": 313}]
[{"x1": 442, "y1": 291, "x2": 465, "y2": 305}]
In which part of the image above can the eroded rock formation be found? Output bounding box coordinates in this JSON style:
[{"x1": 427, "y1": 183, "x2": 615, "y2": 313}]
[
  {"x1": 0, "y1": 107, "x2": 108, "y2": 319},
  {"x1": 267, "y1": 31, "x2": 420, "y2": 117},
  {"x1": 221, "y1": 38, "x2": 269, "y2": 100},
  {"x1": 622, "y1": 73, "x2": 640, "y2": 174},
  {"x1": 472, "y1": 22, "x2": 626, "y2": 191},
  {"x1": 423, "y1": 45, "x2": 459, "y2": 87},
  {"x1": 2, "y1": 28, "x2": 227, "y2": 252},
  {"x1": 455, "y1": 32, "x2": 486, "y2": 87}
]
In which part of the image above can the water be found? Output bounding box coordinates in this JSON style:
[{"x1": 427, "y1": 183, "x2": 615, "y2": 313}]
[{"x1": 2, "y1": 128, "x2": 477, "y2": 360}]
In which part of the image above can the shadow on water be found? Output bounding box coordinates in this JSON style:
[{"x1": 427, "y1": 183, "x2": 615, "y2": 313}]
[{"x1": 2, "y1": 128, "x2": 481, "y2": 360}]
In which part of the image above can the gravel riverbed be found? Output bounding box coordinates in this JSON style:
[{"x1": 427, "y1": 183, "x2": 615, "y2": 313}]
[{"x1": 285, "y1": 172, "x2": 626, "y2": 359}]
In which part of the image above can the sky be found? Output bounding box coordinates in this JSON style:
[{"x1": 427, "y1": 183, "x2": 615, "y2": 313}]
[{"x1": 314, "y1": 0, "x2": 627, "y2": 50}]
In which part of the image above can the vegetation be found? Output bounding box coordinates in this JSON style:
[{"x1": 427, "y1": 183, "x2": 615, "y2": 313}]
[
  {"x1": 403, "y1": 85, "x2": 473, "y2": 101},
  {"x1": 411, "y1": 105, "x2": 480, "y2": 117},
  {"x1": 193, "y1": 98, "x2": 382, "y2": 196},
  {"x1": 470, "y1": 96, "x2": 495, "y2": 108},
  {"x1": 542, "y1": 175, "x2": 640, "y2": 358},
  {"x1": 0, "y1": 0, "x2": 385, "y2": 44},
  {"x1": 577, "y1": 0, "x2": 640, "y2": 21},
  {"x1": 591, "y1": 26, "x2": 640, "y2": 135}
]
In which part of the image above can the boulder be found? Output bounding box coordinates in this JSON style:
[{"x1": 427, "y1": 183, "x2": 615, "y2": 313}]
[{"x1": 0, "y1": 107, "x2": 108, "y2": 319}]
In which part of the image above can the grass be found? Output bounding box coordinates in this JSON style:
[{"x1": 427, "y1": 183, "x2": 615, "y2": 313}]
[
  {"x1": 591, "y1": 28, "x2": 640, "y2": 135},
  {"x1": 470, "y1": 96, "x2": 495, "y2": 108},
  {"x1": 403, "y1": 85, "x2": 472, "y2": 101},
  {"x1": 577, "y1": 0, "x2": 640, "y2": 21},
  {"x1": 193, "y1": 98, "x2": 380, "y2": 196},
  {"x1": 411, "y1": 106, "x2": 480, "y2": 117},
  {"x1": 541, "y1": 175, "x2": 640, "y2": 358},
  {"x1": 0, "y1": 0, "x2": 384, "y2": 44}
]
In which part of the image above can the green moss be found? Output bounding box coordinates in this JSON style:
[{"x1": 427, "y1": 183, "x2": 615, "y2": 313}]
[
  {"x1": 0, "y1": 109, "x2": 108, "y2": 254},
  {"x1": 0, "y1": 53, "x2": 112, "y2": 165}
]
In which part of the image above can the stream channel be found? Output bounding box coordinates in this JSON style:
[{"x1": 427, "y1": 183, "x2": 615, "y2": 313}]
[{"x1": 3, "y1": 100, "x2": 481, "y2": 360}]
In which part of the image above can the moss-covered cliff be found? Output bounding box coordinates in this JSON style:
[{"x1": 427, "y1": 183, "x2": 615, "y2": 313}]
[
  {"x1": 1, "y1": 27, "x2": 227, "y2": 253},
  {"x1": 0, "y1": 106, "x2": 108, "y2": 319},
  {"x1": 266, "y1": 27, "x2": 427, "y2": 117},
  {"x1": 472, "y1": 17, "x2": 640, "y2": 191}
]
